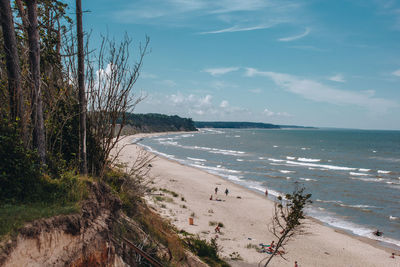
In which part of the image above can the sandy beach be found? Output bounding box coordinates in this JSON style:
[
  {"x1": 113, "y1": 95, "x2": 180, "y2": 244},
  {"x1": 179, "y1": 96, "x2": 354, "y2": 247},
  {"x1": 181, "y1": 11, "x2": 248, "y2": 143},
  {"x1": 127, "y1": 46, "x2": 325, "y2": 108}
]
[{"x1": 116, "y1": 133, "x2": 400, "y2": 267}]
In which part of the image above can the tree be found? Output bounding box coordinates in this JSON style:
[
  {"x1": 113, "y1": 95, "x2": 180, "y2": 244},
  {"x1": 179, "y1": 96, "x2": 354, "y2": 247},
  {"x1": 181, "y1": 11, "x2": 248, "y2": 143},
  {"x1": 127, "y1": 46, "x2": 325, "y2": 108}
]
[
  {"x1": 76, "y1": 0, "x2": 87, "y2": 175},
  {"x1": 260, "y1": 184, "x2": 312, "y2": 266},
  {"x1": 26, "y1": 0, "x2": 46, "y2": 164},
  {"x1": 86, "y1": 34, "x2": 149, "y2": 177},
  {"x1": 0, "y1": 0, "x2": 27, "y2": 145}
]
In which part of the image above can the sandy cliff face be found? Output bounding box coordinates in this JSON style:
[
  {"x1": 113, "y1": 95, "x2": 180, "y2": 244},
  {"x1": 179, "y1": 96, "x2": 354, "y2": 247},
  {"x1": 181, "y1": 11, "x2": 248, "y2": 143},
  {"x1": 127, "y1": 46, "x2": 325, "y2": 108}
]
[{"x1": 0, "y1": 182, "x2": 127, "y2": 267}]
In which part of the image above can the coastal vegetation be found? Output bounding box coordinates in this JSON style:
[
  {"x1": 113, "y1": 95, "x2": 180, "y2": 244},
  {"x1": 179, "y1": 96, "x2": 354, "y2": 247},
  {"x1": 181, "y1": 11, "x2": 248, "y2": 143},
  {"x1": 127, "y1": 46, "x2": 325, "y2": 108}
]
[
  {"x1": 121, "y1": 113, "x2": 197, "y2": 134},
  {"x1": 195, "y1": 121, "x2": 315, "y2": 129},
  {"x1": 261, "y1": 185, "x2": 312, "y2": 266},
  {"x1": 0, "y1": 1, "x2": 228, "y2": 265}
]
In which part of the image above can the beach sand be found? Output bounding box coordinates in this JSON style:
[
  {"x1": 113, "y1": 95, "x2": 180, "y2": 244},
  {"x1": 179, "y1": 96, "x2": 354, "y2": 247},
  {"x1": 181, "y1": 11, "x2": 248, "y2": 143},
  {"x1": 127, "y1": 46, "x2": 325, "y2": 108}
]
[{"x1": 116, "y1": 133, "x2": 400, "y2": 267}]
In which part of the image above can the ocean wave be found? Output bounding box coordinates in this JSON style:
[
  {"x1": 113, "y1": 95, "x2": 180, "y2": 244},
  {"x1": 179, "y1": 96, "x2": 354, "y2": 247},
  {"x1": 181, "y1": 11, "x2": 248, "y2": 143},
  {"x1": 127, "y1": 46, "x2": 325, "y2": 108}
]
[
  {"x1": 202, "y1": 128, "x2": 225, "y2": 134},
  {"x1": 180, "y1": 134, "x2": 194, "y2": 138},
  {"x1": 305, "y1": 207, "x2": 400, "y2": 248},
  {"x1": 350, "y1": 177, "x2": 385, "y2": 183},
  {"x1": 249, "y1": 185, "x2": 282, "y2": 198},
  {"x1": 377, "y1": 170, "x2": 391, "y2": 174},
  {"x1": 189, "y1": 163, "x2": 240, "y2": 174},
  {"x1": 358, "y1": 168, "x2": 371, "y2": 172},
  {"x1": 187, "y1": 157, "x2": 206, "y2": 162},
  {"x1": 286, "y1": 156, "x2": 296, "y2": 160},
  {"x1": 273, "y1": 145, "x2": 279, "y2": 148},
  {"x1": 268, "y1": 158, "x2": 285, "y2": 162},
  {"x1": 140, "y1": 144, "x2": 176, "y2": 160},
  {"x1": 286, "y1": 160, "x2": 356, "y2": 171},
  {"x1": 279, "y1": 170, "x2": 295, "y2": 174},
  {"x1": 176, "y1": 144, "x2": 247, "y2": 156},
  {"x1": 236, "y1": 159, "x2": 244, "y2": 162},
  {"x1": 349, "y1": 172, "x2": 370, "y2": 176},
  {"x1": 299, "y1": 177, "x2": 317, "y2": 182},
  {"x1": 389, "y1": 216, "x2": 399, "y2": 220},
  {"x1": 316, "y1": 199, "x2": 377, "y2": 209},
  {"x1": 297, "y1": 157, "x2": 321, "y2": 162},
  {"x1": 301, "y1": 147, "x2": 310, "y2": 150}
]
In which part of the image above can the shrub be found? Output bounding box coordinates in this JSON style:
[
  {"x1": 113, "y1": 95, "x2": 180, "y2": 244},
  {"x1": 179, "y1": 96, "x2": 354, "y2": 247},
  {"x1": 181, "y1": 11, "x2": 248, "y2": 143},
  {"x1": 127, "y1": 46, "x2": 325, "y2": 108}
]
[
  {"x1": 184, "y1": 236, "x2": 229, "y2": 267},
  {"x1": 0, "y1": 120, "x2": 41, "y2": 202}
]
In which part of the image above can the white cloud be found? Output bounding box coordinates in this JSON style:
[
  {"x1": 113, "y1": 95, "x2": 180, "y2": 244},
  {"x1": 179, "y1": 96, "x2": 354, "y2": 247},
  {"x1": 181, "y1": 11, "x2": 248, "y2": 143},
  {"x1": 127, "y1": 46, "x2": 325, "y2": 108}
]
[
  {"x1": 113, "y1": 0, "x2": 303, "y2": 33},
  {"x1": 278, "y1": 27, "x2": 311, "y2": 42},
  {"x1": 220, "y1": 100, "x2": 229, "y2": 108},
  {"x1": 245, "y1": 68, "x2": 398, "y2": 113},
  {"x1": 328, "y1": 74, "x2": 346, "y2": 83},
  {"x1": 203, "y1": 67, "x2": 239, "y2": 76},
  {"x1": 392, "y1": 69, "x2": 400, "y2": 77},
  {"x1": 141, "y1": 92, "x2": 251, "y2": 119},
  {"x1": 200, "y1": 23, "x2": 276, "y2": 34},
  {"x1": 263, "y1": 108, "x2": 291, "y2": 117}
]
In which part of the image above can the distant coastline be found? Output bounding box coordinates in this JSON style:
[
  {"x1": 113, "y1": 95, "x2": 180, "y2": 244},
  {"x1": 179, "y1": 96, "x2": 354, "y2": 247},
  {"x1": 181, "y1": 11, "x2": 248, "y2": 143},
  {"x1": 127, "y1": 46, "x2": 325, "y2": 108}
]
[{"x1": 194, "y1": 121, "x2": 316, "y2": 129}]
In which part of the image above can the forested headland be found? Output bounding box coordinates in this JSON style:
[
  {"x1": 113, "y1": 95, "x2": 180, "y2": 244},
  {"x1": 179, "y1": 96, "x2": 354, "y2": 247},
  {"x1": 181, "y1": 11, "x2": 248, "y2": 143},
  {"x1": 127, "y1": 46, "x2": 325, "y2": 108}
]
[{"x1": 121, "y1": 113, "x2": 197, "y2": 133}]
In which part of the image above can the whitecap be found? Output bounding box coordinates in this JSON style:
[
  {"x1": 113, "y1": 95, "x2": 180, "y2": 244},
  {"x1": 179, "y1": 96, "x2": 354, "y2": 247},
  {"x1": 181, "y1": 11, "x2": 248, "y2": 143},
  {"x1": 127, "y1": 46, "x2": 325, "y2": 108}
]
[
  {"x1": 359, "y1": 168, "x2": 370, "y2": 172},
  {"x1": 378, "y1": 170, "x2": 391, "y2": 174},
  {"x1": 236, "y1": 159, "x2": 244, "y2": 162},
  {"x1": 349, "y1": 172, "x2": 370, "y2": 176},
  {"x1": 297, "y1": 157, "x2": 321, "y2": 162},
  {"x1": 273, "y1": 145, "x2": 279, "y2": 148},
  {"x1": 286, "y1": 160, "x2": 356, "y2": 171},
  {"x1": 389, "y1": 216, "x2": 399, "y2": 220},
  {"x1": 268, "y1": 158, "x2": 285, "y2": 162},
  {"x1": 286, "y1": 156, "x2": 296, "y2": 160},
  {"x1": 299, "y1": 177, "x2": 317, "y2": 182},
  {"x1": 279, "y1": 170, "x2": 295, "y2": 174},
  {"x1": 301, "y1": 147, "x2": 310, "y2": 150},
  {"x1": 187, "y1": 157, "x2": 206, "y2": 162},
  {"x1": 351, "y1": 177, "x2": 385, "y2": 183}
]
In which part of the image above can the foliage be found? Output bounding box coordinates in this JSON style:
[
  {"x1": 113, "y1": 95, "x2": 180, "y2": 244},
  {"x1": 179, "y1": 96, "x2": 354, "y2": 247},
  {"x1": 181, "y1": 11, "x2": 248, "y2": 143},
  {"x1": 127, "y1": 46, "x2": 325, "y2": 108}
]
[
  {"x1": 136, "y1": 204, "x2": 186, "y2": 263},
  {"x1": 194, "y1": 121, "x2": 280, "y2": 129},
  {"x1": 184, "y1": 236, "x2": 230, "y2": 267},
  {"x1": 122, "y1": 113, "x2": 197, "y2": 133},
  {"x1": 0, "y1": 120, "x2": 41, "y2": 202},
  {"x1": 0, "y1": 170, "x2": 88, "y2": 239},
  {"x1": 0, "y1": 202, "x2": 79, "y2": 240},
  {"x1": 262, "y1": 184, "x2": 312, "y2": 266},
  {"x1": 229, "y1": 251, "x2": 243, "y2": 261}
]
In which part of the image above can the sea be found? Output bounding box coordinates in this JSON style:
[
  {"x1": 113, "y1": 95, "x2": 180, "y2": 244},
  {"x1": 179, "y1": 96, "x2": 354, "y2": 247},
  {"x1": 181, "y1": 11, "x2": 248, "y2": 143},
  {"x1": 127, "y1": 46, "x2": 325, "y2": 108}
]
[{"x1": 137, "y1": 128, "x2": 400, "y2": 249}]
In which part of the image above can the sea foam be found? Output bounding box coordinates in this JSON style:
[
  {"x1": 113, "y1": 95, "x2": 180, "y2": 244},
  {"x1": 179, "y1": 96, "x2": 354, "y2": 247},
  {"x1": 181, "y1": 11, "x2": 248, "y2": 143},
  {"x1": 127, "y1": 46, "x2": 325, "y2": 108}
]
[{"x1": 286, "y1": 160, "x2": 356, "y2": 171}]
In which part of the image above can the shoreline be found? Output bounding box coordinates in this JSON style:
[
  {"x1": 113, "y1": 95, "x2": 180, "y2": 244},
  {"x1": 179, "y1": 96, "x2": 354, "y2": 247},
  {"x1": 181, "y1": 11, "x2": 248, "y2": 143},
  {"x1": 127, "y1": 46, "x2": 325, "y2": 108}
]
[{"x1": 116, "y1": 132, "x2": 399, "y2": 266}]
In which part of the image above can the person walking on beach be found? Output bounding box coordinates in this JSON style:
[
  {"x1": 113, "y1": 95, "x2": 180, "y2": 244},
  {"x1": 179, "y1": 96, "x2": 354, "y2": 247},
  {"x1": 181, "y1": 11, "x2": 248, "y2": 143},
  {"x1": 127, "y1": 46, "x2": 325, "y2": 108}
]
[
  {"x1": 294, "y1": 261, "x2": 299, "y2": 267},
  {"x1": 265, "y1": 188, "x2": 268, "y2": 197},
  {"x1": 215, "y1": 187, "x2": 218, "y2": 194},
  {"x1": 225, "y1": 188, "x2": 229, "y2": 196}
]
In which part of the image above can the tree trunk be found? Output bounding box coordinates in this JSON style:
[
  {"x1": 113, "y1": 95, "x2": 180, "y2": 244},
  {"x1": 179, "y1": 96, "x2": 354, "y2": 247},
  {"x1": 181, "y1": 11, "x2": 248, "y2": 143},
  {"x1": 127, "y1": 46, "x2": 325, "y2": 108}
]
[
  {"x1": 0, "y1": 0, "x2": 27, "y2": 146},
  {"x1": 26, "y1": 0, "x2": 46, "y2": 163},
  {"x1": 76, "y1": 0, "x2": 87, "y2": 175}
]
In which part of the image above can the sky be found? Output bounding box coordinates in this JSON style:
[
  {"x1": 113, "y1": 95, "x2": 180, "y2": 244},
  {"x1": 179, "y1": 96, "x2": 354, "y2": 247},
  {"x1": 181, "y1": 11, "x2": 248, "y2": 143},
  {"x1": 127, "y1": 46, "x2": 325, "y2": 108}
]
[{"x1": 72, "y1": 0, "x2": 400, "y2": 130}]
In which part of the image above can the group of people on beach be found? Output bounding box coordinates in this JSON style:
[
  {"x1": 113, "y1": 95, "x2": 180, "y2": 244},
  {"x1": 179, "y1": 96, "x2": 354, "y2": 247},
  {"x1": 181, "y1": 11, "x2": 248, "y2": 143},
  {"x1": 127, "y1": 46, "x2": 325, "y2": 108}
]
[
  {"x1": 214, "y1": 186, "x2": 229, "y2": 196},
  {"x1": 210, "y1": 186, "x2": 229, "y2": 201}
]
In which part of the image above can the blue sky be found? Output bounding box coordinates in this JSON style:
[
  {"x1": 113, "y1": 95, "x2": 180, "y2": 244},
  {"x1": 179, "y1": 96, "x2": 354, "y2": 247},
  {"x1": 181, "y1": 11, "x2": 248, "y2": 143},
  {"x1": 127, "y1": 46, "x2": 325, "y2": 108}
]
[{"x1": 75, "y1": 0, "x2": 400, "y2": 130}]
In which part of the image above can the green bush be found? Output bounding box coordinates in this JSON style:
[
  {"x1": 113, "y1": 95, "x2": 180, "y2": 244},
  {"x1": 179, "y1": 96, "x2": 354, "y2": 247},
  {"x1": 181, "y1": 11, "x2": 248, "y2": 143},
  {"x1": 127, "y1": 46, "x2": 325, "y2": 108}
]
[
  {"x1": 185, "y1": 236, "x2": 230, "y2": 267},
  {"x1": 0, "y1": 120, "x2": 42, "y2": 202}
]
